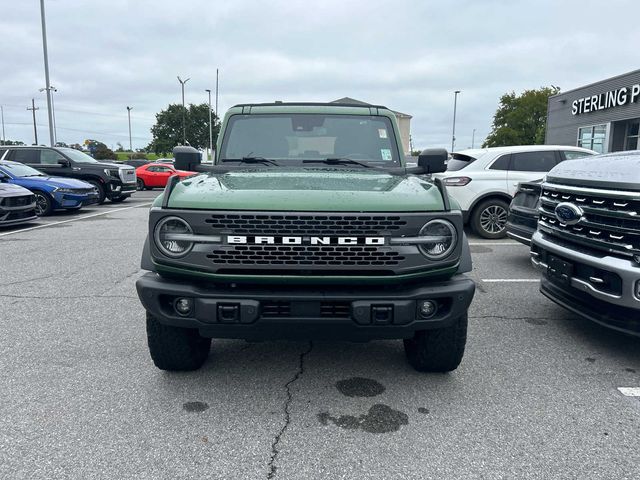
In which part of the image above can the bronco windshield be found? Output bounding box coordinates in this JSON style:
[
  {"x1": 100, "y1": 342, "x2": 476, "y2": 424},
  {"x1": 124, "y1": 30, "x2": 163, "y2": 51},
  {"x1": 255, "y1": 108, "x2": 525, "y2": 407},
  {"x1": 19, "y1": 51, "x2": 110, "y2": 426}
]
[{"x1": 219, "y1": 114, "x2": 401, "y2": 166}]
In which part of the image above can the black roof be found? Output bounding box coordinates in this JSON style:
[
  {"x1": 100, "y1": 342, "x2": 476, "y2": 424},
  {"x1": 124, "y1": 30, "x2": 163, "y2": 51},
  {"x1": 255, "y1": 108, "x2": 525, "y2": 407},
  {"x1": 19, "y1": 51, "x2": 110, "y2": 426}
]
[{"x1": 231, "y1": 101, "x2": 390, "y2": 109}]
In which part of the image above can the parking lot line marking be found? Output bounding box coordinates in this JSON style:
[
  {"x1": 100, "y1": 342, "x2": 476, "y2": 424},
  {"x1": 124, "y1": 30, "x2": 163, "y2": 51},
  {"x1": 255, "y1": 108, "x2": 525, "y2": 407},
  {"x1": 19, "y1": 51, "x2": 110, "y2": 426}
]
[
  {"x1": 0, "y1": 202, "x2": 153, "y2": 238},
  {"x1": 481, "y1": 279, "x2": 540, "y2": 283},
  {"x1": 618, "y1": 387, "x2": 640, "y2": 397},
  {"x1": 469, "y1": 242, "x2": 521, "y2": 246}
]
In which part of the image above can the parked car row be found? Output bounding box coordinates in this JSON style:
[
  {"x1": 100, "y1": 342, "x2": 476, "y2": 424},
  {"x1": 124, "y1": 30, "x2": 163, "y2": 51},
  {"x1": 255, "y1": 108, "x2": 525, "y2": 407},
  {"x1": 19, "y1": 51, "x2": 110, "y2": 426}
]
[
  {"x1": 436, "y1": 145, "x2": 596, "y2": 238},
  {"x1": 502, "y1": 150, "x2": 640, "y2": 337},
  {"x1": 0, "y1": 146, "x2": 137, "y2": 204}
]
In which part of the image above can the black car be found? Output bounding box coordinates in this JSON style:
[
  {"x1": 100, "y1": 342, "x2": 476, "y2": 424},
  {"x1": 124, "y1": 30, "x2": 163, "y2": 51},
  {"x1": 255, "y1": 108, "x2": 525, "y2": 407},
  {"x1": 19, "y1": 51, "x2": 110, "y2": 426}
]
[
  {"x1": 0, "y1": 182, "x2": 37, "y2": 227},
  {"x1": 0, "y1": 146, "x2": 136, "y2": 204},
  {"x1": 506, "y1": 180, "x2": 542, "y2": 246}
]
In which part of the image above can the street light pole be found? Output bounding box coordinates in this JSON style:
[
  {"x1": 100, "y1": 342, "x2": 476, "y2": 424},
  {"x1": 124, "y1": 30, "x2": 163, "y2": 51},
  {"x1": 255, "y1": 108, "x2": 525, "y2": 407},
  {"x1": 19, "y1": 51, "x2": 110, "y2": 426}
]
[
  {"x1": 215, "y1": 68, "x2": 219, "y2": 125},
  {"x1": 451, "y1": 90, "x2": 461, "y2": 153},
  {"x1": 205, "y1": 89, "x2": 212, "y2": 161},
  {"x1": 0, "y1": 105, "x2": 5, "y2": 145},
  {"x1": 472, "y1": 128, "x2": 476, "y2": 149},
  {"x1": 39, "y1": 85, "x2": 57, "y2": 144},
  {"x1": 39, "y1": 0, "x2": 55, "y2": 147},
  {"x1": 126, "y1": 106, "x2": 133, "y2": 152},
  {"x1": 177, "y1": 76, "x2": 190, "y2": 144}
]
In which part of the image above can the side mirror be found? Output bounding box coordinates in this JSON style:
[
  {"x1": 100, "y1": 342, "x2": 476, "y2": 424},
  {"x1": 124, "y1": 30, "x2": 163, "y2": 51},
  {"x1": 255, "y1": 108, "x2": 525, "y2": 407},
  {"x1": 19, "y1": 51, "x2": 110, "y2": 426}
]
[
  {"x1": 173, "y1": 146, "x2": 202, "y2": 171},
  {"x1": 58, "y1": 158, "x2": 71, "y2": 167},
  {"x1": 417, "y1": 148, "x2": 448, "y2": 174}
]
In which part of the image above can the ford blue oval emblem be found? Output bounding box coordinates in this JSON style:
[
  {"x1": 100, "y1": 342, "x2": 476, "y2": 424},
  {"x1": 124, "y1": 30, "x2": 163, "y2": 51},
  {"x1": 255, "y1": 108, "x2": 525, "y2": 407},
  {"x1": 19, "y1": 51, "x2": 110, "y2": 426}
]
[{"x1": 555, "y1": 202, "x2": 583, "y2": 225}]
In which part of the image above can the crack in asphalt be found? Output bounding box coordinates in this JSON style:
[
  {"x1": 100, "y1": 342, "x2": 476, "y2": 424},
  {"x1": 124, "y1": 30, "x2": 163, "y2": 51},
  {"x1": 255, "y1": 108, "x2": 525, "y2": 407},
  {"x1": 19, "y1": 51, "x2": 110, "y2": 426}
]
[{"x1": 267, "y1": 341, "x2": 313, "y2": 480}]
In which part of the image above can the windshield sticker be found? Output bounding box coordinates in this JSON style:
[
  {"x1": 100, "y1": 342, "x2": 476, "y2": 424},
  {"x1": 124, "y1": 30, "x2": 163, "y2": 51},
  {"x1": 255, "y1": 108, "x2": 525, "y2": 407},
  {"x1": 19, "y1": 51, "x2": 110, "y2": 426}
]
[
  {"x1": 378, "y1": 128, "x2": 388, "y2": 139},
  {"x1": 380, "y1": 149, "x2": 392, "y2": 161}
]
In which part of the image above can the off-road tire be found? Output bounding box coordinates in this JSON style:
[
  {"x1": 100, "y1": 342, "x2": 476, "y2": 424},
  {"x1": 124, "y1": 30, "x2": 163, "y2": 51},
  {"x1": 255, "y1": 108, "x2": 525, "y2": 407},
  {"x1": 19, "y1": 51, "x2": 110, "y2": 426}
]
[
  {"x1": 33, "y1": 191, "x2": 53, "y2": 216},
  {"x1": 471, "y1": 198, "x2": 510, "y2": 239},
  {"x1": 403, "y1": 313, "x2": 468, "y2": 372},
  {"x1": 86, "y1": 180, "x2": 106, "y2": 204},
  {"x1": 146, "y1": 312, "x2": 211, "y2": 371}
]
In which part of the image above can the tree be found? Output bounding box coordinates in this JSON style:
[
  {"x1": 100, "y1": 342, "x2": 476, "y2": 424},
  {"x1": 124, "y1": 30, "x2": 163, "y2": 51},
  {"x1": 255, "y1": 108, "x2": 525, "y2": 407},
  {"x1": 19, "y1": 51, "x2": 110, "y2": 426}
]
[
  {"x1": 84, "y1": 139, "x2": 117, "y2": 160},
  {"x1": 483, "y1": 86, "x2": 560, "y2": 147},
  {"x1": 148, "y1": 103, "x2": 219, "y2": 155},
  {"x1": 0, "y1": 139, "x2": 25, "y2": 146}
]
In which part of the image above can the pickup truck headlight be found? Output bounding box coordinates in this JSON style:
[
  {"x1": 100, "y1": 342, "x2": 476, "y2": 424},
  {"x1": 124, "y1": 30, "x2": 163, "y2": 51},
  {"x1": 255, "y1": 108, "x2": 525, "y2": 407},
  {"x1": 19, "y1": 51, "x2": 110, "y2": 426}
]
[
  {"x1": 418, "y1": 219, "x2": 457, "y2": 260},
  {"x1": 154, "y1": 216, "x2": 194, "y2": 258},
  {"x1": 104, "y1": 168, "x2": 120, "y2": 178}
]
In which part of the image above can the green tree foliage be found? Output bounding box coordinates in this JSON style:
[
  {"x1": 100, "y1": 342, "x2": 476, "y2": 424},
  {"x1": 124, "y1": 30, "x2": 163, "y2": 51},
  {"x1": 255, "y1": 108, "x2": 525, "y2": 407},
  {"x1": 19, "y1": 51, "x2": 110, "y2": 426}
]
[
  {"x1": 84, "y1": 139, "x2": 117, "y2": 160},
  {"x1": 0, "y1": 139, "x2": 25, "y2": 146},
  {"x1": 483, "y1": 86, "x2": 560, "y2": 147},
  {"x1": 148, "y1": 103, "x2": 219, "y2": 155}
]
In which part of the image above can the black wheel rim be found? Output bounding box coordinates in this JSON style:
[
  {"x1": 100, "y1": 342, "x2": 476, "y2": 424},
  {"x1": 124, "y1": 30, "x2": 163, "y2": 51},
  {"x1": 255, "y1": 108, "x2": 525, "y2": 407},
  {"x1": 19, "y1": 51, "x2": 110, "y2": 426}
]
[
  {"x1": 34, "y1": 193, "x2": 48, "y2": 216},
  {"x1": 479, "y1": 205, "x2": 507, "y2": 234}
]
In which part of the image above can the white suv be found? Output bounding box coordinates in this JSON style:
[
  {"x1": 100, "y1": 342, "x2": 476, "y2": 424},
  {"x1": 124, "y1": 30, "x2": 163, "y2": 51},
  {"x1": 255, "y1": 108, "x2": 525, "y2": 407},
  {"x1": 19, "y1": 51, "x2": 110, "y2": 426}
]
[{"x1": 435, "y1": 145, "x2": 596, "y2": 239}]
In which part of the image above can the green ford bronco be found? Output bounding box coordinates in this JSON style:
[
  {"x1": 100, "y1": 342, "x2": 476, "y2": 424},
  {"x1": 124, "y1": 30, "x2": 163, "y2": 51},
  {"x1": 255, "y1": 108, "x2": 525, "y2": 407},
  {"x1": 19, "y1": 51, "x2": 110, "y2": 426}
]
[{"x1": 135, "y1": 102, "x2": 476, "y2": 372}]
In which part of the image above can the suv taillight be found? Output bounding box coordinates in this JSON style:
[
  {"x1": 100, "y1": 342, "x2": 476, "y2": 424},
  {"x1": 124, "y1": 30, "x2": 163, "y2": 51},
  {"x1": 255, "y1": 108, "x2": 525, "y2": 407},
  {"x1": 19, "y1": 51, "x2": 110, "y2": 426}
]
[{"x1": 443, "y1": 176, "x2": 472, "y2": 186}]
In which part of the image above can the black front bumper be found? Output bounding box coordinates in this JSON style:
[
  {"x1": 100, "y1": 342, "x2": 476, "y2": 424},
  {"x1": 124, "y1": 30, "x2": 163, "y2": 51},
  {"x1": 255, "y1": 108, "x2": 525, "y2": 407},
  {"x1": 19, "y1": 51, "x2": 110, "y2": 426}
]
[
  {"x1": 540, "y1": 278, "x2": 640, "y2": 336},
  {"x1": 136, "y1": 273, "x2": 475, "y2": 341}
]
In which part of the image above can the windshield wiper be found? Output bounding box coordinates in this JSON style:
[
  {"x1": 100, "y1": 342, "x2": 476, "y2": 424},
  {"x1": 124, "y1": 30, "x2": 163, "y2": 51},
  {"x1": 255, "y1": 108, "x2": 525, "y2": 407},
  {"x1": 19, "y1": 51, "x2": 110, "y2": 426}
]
[
  {"x1": 221, "y1": 157, "x2": 279, "y2": 166},
  {"x1": 303, "y1": 158, "x2": 372, "y2": 169}
]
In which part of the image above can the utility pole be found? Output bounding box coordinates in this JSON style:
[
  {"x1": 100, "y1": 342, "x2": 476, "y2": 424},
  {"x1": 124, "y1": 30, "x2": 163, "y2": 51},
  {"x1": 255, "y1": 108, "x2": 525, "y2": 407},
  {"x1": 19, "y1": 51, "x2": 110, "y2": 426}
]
[
  {"x1": 27, "y1": 99, "x2": 39, "y2": 145},
  {"x1": 0, "y1": 106, "x2": 5, "y2": 144},
  {"x1": 472, "y1": 128, "x2": 476, "y2": 149},
  {"x1": 451, "y1": 90, "x2": 460, "y2": 153},
  {"x1": 39, "y1": 0, "x2": 55, "y2": 146},
  {"x1": 126, "y1": 106, "x2": 133, "y2": 152},
  {"x1": 205, "y1": 89, "x2": 213, "y2": 161},
  {"x1": 177, "y1": 76, "x2": 190, "y2": 144},
  {"x1": 215, "y1": 69, "x2": 219, "y2": 125}
]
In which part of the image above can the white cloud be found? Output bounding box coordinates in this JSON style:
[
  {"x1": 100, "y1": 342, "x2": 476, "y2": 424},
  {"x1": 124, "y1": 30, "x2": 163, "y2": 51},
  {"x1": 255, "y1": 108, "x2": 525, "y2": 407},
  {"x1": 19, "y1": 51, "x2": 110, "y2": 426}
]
[{"x1": 1, "y1": 0, "x2": 638, "y2": 150}]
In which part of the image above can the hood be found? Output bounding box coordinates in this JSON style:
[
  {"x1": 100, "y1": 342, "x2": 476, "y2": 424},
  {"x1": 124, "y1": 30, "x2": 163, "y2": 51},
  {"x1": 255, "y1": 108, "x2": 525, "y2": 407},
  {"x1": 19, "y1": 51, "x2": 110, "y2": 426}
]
[
  {"x1": 85, "y1": 161, "x2": 133, "y2": 169},
  {"x1": 13, "y1": 176, "x2": 94, "y2": 189},
  {"x1": 0, "y1": 182, "x2": 32, "y2": 197},
  {"x1": 164, "y1": 168, "x2": 445, "y2": 212},
  {"x1": 547, "y1": 152, "x2": 640, "y2": 192}
]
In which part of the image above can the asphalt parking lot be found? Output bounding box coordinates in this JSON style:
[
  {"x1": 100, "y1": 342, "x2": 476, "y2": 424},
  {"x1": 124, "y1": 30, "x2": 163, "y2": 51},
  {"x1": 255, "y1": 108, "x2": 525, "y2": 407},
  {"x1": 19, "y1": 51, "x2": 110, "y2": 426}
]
[{"x1": 1, "y1": 192, "x2": 639, "y2": 479}]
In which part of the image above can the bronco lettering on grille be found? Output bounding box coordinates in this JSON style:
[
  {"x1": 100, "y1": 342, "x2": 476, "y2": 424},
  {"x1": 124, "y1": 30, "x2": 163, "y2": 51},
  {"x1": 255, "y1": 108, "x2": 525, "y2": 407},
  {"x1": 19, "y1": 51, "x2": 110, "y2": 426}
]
[{"x1": 227, "y1": 235, "x2": 386, "y2": 245}]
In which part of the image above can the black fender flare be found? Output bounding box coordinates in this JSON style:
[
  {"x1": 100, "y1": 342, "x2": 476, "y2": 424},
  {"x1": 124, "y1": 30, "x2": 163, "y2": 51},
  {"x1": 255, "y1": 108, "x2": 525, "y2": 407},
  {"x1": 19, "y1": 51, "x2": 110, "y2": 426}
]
[
  {"x1": 457, "y1": 233, "x2": 472, "y2": 274},
  {"x1": 141, "y1": 235, "x2": 154, "y2": 271}
]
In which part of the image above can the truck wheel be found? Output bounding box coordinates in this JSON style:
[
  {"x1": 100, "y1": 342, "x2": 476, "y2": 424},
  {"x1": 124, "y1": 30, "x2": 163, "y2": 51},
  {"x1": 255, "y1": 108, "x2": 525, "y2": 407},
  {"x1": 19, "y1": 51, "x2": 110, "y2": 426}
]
[
  {"x1": 471, "y1": 199, "x2": 509, "y2": 239},
  {"x1": 86, "y1": 180, "x2": 106, "y2": 204},
  {"x1": 146, "y1": 312, "x2": 211, "y2": 371},
  {"x1": 403, "y1": 313, "x2": 468, "y2": 372},
  {"x1": 33, "y1": 191, "x2": 53, "y2": 216}
]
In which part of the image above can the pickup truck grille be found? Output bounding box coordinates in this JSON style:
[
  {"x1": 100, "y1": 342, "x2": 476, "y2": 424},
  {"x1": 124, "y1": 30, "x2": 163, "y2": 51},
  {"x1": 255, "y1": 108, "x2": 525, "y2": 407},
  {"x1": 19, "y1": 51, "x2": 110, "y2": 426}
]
[
  {"x1": 539, "y1": 183, "x2": 640, "y2": 256},
  {"x1": 119, "y1": 167, "x2": 136, "y2": 184}
]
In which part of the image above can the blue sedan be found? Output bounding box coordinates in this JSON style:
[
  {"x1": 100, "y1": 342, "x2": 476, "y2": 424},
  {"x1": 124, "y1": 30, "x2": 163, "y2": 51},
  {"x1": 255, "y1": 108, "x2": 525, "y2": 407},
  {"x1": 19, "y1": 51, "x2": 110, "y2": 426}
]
[{"x1": 0, "y1": 161, "x2": 100, "y2": 216}]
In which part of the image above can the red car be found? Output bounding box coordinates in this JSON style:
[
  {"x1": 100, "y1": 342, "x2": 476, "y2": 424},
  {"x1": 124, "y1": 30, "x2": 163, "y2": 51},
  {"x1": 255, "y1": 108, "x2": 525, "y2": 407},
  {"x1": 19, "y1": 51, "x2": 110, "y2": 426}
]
[{"x1": 135, "y1": 163, "x2": 196, "y2": 190}]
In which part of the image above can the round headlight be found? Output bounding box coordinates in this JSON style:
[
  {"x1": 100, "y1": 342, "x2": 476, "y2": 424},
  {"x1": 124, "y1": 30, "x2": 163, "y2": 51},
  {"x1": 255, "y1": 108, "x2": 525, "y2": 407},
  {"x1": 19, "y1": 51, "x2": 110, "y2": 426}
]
[
  {"x1": 418, "y1": 220, "x2": 457, "y2": 260},
  {"x1": 154, "y1": 216, "x2": 193, "y2": 258}
]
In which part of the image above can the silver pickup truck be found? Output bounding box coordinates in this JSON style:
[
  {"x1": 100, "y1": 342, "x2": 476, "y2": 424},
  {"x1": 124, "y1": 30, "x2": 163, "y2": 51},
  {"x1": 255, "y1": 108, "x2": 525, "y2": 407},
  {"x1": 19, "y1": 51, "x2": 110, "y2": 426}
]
[{"x1": 531, "y1": 150, "x2": 640, "y2": 336}]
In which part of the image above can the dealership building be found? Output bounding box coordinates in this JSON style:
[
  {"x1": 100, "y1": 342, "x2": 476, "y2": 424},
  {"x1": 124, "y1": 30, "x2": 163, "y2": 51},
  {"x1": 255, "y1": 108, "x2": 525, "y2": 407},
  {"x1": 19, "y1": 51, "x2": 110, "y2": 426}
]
[{"x1": 546, "y1": 68, "x2": 640, "y2": 153}]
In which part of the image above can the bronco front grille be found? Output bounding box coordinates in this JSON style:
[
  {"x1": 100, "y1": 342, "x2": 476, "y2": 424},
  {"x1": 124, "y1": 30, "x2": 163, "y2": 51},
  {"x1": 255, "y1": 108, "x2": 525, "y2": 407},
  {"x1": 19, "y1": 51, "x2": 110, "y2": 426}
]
[
  {"x1": 207, "y1": 244, "x2": 405, "y2": 266},
  {"x1": 205, "y1": 213, "x2": 408, "y2": 235},
  {"x1": 539, "y1": 183, "x2": 640, "y2": 256}
]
